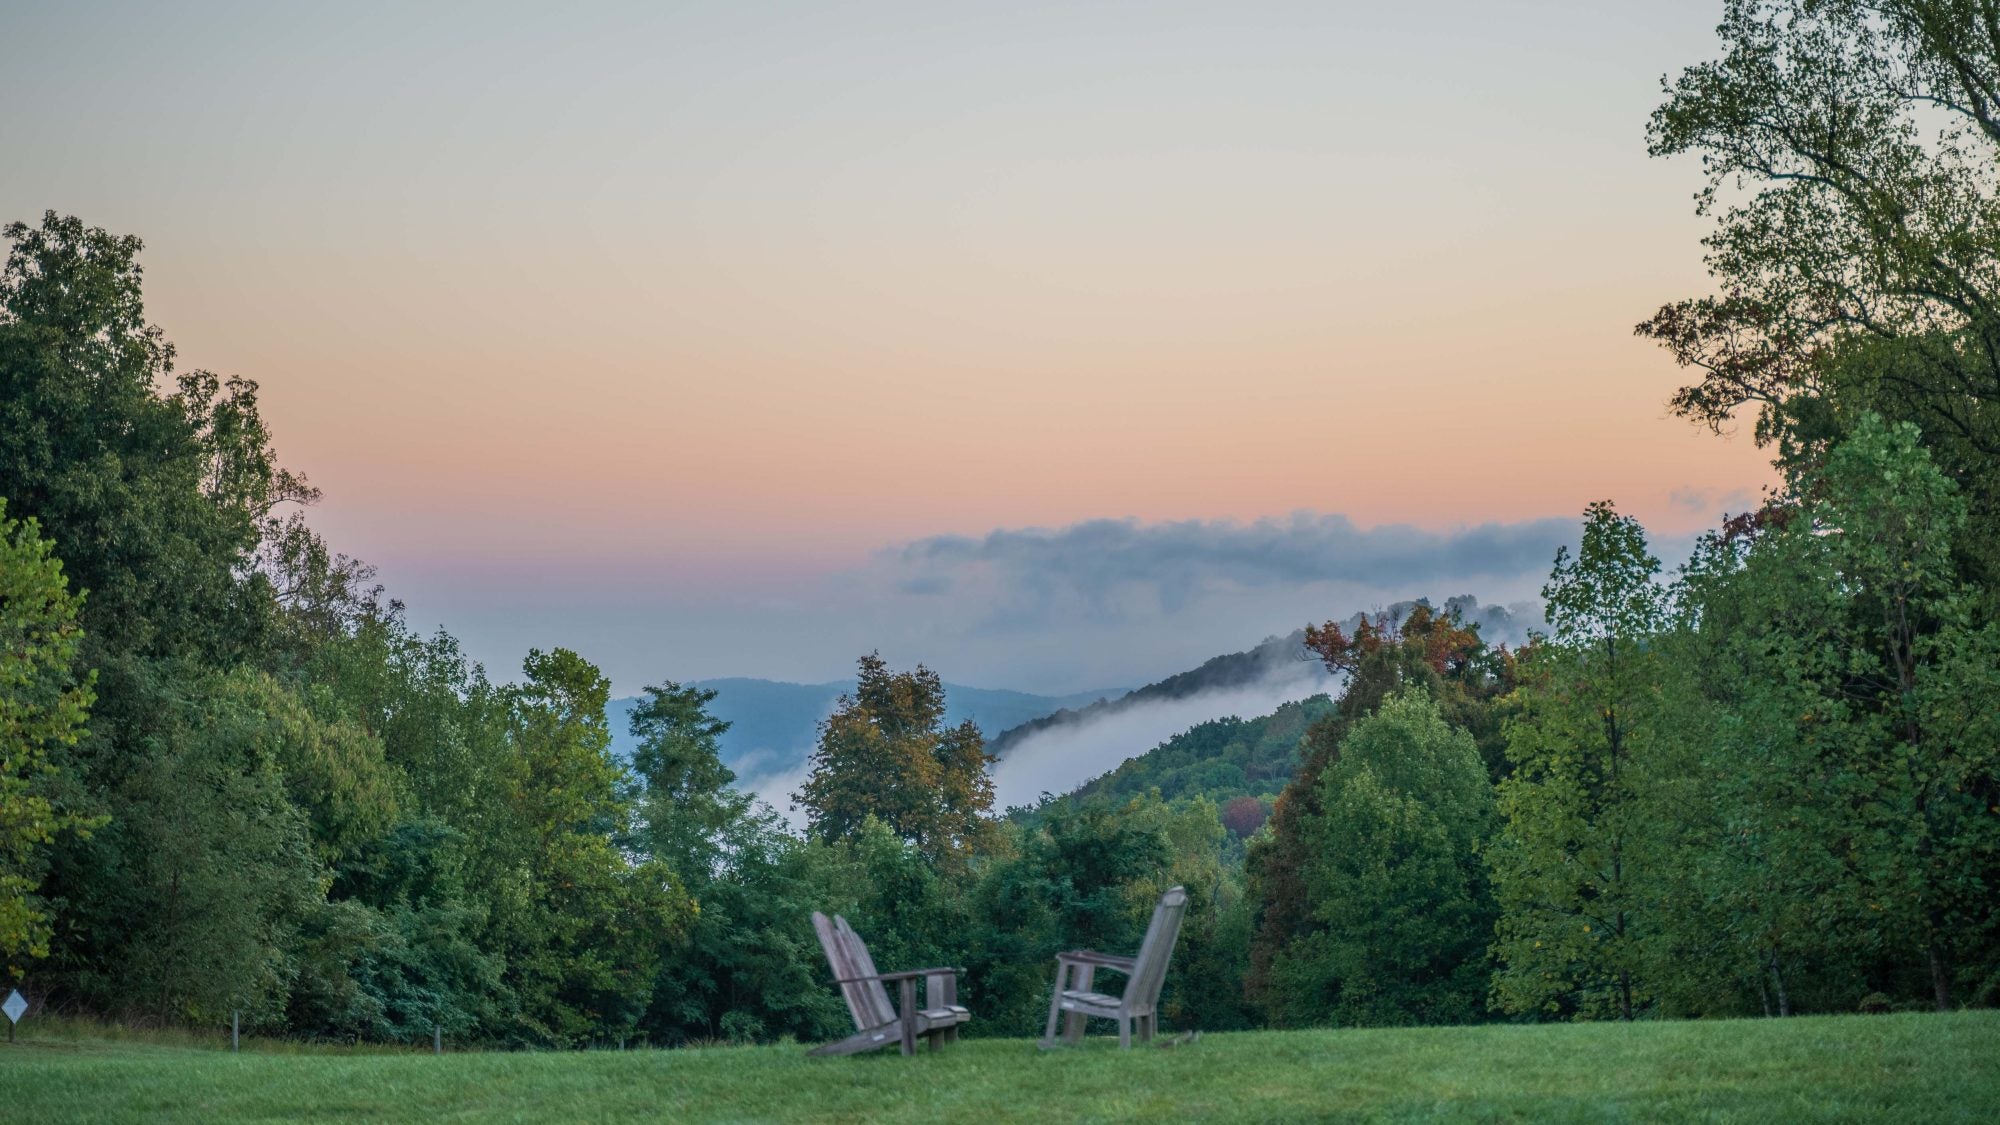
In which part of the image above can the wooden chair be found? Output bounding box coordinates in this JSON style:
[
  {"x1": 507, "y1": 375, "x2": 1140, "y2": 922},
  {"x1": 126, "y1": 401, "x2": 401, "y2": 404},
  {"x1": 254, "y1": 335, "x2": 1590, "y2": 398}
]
[
  {"x1": 1040, "y1": 885, "x2": 1189, "y2": 1050},
  {"x1": 808, "y1": 912, "x2": 970, "y2": 1056}
]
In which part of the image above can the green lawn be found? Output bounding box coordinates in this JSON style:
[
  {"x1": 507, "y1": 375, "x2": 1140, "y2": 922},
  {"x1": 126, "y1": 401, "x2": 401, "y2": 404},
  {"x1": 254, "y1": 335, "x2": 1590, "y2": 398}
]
[{"x1": 4, "y1": 1011, "x2": 1996, "y2": 1123}]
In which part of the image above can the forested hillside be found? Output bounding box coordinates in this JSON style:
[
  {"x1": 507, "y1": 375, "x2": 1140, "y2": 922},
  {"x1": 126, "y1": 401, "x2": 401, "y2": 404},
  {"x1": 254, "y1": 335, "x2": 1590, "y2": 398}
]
[{"x1": 1025, "y1": 696, "x2": 1336, "y2": 832}]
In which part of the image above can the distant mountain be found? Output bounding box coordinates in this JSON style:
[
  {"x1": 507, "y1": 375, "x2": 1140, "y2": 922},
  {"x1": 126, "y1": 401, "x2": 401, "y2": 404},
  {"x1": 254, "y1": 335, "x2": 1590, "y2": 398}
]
[{"x1": 606, "y1": 678, "x2": 1126, "y2": 782}]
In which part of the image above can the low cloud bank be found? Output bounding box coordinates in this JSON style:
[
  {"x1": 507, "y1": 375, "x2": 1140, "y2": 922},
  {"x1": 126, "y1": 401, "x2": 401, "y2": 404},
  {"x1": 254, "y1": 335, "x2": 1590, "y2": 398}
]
[
  {"x1": 989, "y1": 663, "x2": 1334, "y2": 810},
  {"x1": 890, "y1": 513, "x2": 1576, "y2": 629}
]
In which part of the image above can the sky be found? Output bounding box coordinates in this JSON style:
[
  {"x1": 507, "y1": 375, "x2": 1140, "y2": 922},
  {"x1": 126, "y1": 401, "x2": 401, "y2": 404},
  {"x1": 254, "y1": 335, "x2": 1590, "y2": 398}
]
[{"x1": 1, "y1": 1, "x2": 1774, "y2": 694}]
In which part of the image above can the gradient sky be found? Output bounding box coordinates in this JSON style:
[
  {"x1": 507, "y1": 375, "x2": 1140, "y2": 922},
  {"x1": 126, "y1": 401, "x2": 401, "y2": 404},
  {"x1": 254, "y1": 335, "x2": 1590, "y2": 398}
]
[{"x1": 2, "y1": 1, "x2": 1774, "y2": 693}]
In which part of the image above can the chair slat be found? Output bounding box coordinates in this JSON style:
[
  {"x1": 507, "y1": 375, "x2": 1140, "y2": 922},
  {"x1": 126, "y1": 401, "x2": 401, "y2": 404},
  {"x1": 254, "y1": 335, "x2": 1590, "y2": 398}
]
[
  {"x1": 812, "y1": 912, "x2": 878, "y2": 1031},
  {"x1": 834, "y1": 916, "x2": 898, "y2": 1029},
  {"x1": 1127, "y1": 886, "x2": 1189, "y2": 1016}
]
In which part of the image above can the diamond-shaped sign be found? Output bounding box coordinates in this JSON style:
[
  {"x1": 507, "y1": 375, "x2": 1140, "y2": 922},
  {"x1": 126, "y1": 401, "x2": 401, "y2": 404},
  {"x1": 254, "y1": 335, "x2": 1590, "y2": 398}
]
[{"x1": 2, "y1": 989, "x2": 25, "y2": 1025}]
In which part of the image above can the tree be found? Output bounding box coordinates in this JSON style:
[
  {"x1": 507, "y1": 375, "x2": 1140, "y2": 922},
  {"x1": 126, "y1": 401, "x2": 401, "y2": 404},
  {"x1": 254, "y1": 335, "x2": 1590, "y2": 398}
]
[
  {"x1": 1, "y1": 213, "x2": 319, "y2": 1014},
  {"x1": 1246, "y1": 601, "x2": 1508, "y2": 1015},
  {"x1": 624, "y1": 680, "x2": 746, "y2": 880},
  {"x1": 1489, "y1": 503, "x2": 1670, "y2": 1020},
  {"x1": 1732, "y1": 417, "x2": 1995, "y2": 1008},
  {"x1": 1261, "y1": 690, "x2": 1496, "y2": 1027},
  {"x1": 0, "y1": 501, "x2": 98, "y2": 978},
  {"x1": 1640, "y1": 0, "x2": 2000, "y2": 582},
  {"x1": 82, "y1": 676, "x2": 324, "y2": 1025},
  {"x1": 491, "y1": 648, "x2": 690, "y2": 1045},
  {"x1": 795, "y1": 653, "x2": 998, "y2": 867},
  {"x1": 0, "y1": 212, "x2": 303, "y2": 670}
]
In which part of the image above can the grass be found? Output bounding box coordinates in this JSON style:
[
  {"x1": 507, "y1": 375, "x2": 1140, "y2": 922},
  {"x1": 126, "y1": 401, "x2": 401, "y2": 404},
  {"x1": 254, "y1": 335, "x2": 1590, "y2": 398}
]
[{"x1": 3, "y1": 1011, "x2": 1996, "y2": 1123}]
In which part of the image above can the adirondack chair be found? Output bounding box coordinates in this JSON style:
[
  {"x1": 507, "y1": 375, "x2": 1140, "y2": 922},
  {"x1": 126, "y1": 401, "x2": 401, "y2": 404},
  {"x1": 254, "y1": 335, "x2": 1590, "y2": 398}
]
[
  {"x1": 809, "y1": 912, "x2": 971, "y2": 1056},
  {"x1": 1040, "y1": 885, "x2": 1188, "y2": 1050}
]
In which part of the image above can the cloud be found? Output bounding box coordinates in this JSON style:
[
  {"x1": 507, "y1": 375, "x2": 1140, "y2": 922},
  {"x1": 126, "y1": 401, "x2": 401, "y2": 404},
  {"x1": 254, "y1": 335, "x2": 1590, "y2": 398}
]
[
  {"x1": 885, "y1": 512, "x2": 1577, "y2": 631},
  {"x1": 413, "y1": 510, "x2": 1585, "y2": 697},
  {"x1": 1669, "y1": 485, "x2": 1761, "y2": 516}
]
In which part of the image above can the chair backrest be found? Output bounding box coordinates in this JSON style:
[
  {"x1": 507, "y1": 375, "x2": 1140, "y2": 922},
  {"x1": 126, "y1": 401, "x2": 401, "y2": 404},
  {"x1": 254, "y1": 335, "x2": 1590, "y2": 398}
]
[
  {"x1": 834, "y1": 917, "x2": 898, "y2": 1024},
  {"x1": 1125, "y1": 885, "x2": 1189, "y2": 1015},
  {"x1": 811, "y1": 912, "x2": 896, "y2": 1031}
]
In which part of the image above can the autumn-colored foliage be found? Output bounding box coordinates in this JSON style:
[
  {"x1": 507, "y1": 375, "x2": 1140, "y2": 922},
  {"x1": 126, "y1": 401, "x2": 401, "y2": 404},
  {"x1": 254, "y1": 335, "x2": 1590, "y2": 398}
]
[{"x1": 1221, "y1": 796, "x2": 1268, "y2": 837}]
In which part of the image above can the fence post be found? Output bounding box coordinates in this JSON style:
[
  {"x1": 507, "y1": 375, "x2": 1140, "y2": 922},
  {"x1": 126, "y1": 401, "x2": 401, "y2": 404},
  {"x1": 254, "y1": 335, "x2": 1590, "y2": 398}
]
[
  {"x1": 434, "y1": 1021, "x2": 442, "y2": 1055},
  {"x1": 231, "y1": 1010, "x2": 239, "y2": 1052}
]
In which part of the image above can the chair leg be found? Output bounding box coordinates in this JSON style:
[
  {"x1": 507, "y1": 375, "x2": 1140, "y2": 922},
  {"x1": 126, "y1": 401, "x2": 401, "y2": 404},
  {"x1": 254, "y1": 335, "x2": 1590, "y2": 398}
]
[
  {"x1": 899, "y1": 979, "x2": 917, "y2": 1057},
  {"x1": 1137, "y1": 1014, "x2": 1154, "y2": 1043},
  {"x1": 1041, "y1": 963, "x2": 1068, "y2": 1048},
  {"x1": 1118, "y1": 1016, "x2": 1132, "y2": 1050},
  {"x1": 1062, "y1": 966, "x2": 1093, "y2": 1045}
]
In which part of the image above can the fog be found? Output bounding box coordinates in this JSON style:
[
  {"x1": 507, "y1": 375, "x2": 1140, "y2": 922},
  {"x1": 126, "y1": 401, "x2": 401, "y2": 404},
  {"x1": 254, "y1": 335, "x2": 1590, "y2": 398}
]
[{"x1": 988, "y1": 664, "x2": 1335, "y2": 810}]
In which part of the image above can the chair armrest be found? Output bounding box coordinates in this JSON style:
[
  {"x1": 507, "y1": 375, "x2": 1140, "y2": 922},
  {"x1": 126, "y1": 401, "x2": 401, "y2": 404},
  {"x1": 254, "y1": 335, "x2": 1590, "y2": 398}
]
[
  {"x1": 1056, "y1": 950, "x2": 1137, "y2": 973},
  {"x1": 833, "y1": 966, "x2": 964, "y2": 984}
]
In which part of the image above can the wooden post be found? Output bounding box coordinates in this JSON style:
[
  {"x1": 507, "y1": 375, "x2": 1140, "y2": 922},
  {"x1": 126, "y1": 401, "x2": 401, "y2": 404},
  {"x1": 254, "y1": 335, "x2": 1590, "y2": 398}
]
[
  {"x1": 434, "y1": 1021, "x2": 442, "y2": 1055},
  {"x1": 231, "y1": 1010, "x2": 239, "y2": 1052}
]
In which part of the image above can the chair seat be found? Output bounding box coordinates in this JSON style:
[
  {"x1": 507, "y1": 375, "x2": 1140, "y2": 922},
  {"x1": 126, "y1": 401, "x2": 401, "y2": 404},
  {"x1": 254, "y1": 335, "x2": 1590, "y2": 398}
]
[{"x1": 1057, "y1": 990, "x2": 1124, "y2": 1011}]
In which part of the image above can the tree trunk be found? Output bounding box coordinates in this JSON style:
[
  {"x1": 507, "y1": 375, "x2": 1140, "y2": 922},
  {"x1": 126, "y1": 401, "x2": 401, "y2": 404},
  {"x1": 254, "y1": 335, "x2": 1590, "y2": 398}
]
[
  {"x1": 1928, "y1": 940, "x2": 1952, "y2": 1012},
  {"x1": 1766, "y1": 950, "x2": 1790, "y2": 1018}
]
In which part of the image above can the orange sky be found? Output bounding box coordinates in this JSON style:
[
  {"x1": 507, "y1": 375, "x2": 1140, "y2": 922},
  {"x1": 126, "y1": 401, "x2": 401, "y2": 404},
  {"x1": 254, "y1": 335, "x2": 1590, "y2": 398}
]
[{"x1": 2, "y1": 1, "x2": 1773, "y2": 688}]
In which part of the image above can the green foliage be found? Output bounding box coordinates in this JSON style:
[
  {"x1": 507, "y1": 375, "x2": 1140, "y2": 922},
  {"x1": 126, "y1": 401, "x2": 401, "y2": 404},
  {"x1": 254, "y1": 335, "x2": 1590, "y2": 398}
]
[
  {"x1": 966, "y1": 792, "x2": 1248, "y2": 1036},
  {"x1": 0, "y1": 213, "x2": 290, "y2": 669},
  {"x1": 624, "y1": 680, "x2": 746, "y2": 879},
  {"x1": 1262, "y1": 691, "x2": 1496, "y2": 1027},
  {"x1": 487, "y1": 649, "x2": 691, "y2": 1046},
  {"x1": 1246, "y1": 602, "x2": 1510, "y2": 1019},
  {"x1": 1054, "y1": 696, "x2": 1335, "y2": 812},
  {"x1": 0, "y1": 501, "x2": 99, "y2": 977},
  {"x1": 1651, "y1": 416, "x2": 2000, "y2": 1013},
  {"x1": 1490, "y1": 502, "x2": 1670, "y2": 1020},
  {"x1": 1640, "y1": 0, "x2": 2000, "y2": 585},
  {"x1": 76, "y1": 674, "x2": 325, "y2": 1025},
  {"x1": 797, "y1": 654, "x2": 999, "y2": 867}
]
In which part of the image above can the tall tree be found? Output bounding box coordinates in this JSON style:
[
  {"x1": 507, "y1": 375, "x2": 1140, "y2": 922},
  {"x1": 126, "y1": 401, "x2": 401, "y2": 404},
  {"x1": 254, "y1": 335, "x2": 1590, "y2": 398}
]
[
  {"x1": 1489, "y1": 503, "x2": 1670, "y2": 1020},
  {"x1": 1261, "y1": 690, "x2": 1497, "y2": 1028},
  {"x1": 491, "y1": 648, "x2": 690, "y2": 1045},
  {"x1": 1746, "y1": 417, "x2": 1994, "y2": 1007},
  {"x1": 1641, "y1": 0, "x2": 2000, "y2": 582},
  {"x1": 0, "y1": 213, "x2": 319, "y2": 1013},
  {"x1": 796, "y1": 654, "x2": 999, "y2": 867},
  {"x1": 625, "y1": 680, "x2": 746, "y2": 880},
  {"x1": 1246, "y1": 602, "x2": 1507, "y2": 1014}
]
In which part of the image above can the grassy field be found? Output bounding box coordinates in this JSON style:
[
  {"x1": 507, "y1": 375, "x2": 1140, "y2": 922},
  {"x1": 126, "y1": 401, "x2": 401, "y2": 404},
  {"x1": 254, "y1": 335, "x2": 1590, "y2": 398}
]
[{"x1": 3, "y1": 1011, "x2": 1996, "y2": 1123}]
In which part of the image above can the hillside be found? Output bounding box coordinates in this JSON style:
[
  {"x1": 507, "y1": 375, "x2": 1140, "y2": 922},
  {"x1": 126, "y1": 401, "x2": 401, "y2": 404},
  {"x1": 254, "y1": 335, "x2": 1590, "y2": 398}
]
[
  {"x1": 6, "y1": 1012, "x2": 1993, "y2": 1123},
  {"x1": 1048, "y1": 694, "x2": 1337, "y2": 813}
]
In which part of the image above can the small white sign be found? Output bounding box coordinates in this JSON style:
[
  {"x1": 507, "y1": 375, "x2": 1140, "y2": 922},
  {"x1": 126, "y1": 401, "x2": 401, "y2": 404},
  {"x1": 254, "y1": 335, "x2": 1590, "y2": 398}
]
[{"x1": 2, "y1": 989, "x2": 25, "y2": 1025}]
